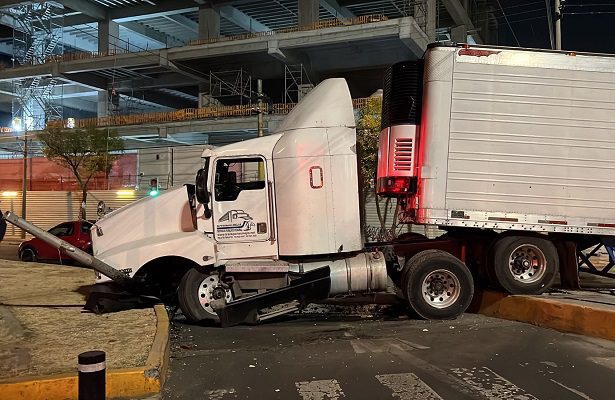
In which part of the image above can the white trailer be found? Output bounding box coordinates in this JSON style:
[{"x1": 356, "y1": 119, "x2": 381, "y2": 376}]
[
  {"x1": 21, "y1": 43, "x2": 612, "y2": 326},
  {"x1": 378, "y1": 43, "x2": 615, "y2": 295}
]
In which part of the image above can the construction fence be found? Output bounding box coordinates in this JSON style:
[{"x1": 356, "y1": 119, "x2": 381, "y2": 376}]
[{"x1": 44, "y1": 98, "x2": 380, "y2": 130}]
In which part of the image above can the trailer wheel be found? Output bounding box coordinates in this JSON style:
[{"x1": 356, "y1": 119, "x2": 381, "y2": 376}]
[
  {"x1": 402, "y1": 250, "x2": 474, "y2": 319},
  {"x1": 493, "y1": 236, "x2": 558, "y2": 295},
  {"x1": 178, "y1": 268, "x2": 232, "y2": 323},
  {"x1": 19, "y1": 247, "x2": 37, "y2": 262}
]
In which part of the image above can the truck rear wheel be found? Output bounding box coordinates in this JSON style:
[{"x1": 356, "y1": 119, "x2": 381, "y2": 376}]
[
  {"x1": 178, "y1": 268, "x2": 232, "y2": 323},
  {"x1": 493, "y1": 236, "x2": 558, "y2": 295},
  {"x1": 402, "y1": 250, "x2": 474, "y2": 319}
]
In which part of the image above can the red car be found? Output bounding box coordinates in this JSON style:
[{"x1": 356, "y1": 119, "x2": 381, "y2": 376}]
[{"x1": 18, "y1": 220, "x2": 93, "y2": 263}]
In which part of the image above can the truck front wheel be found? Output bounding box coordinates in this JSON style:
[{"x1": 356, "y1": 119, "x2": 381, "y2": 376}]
[
  {"x1": 178, "y1": 268, "x2": 232, "y2": 323},
  {"x1": 493, "y1": 236, "x2": 558, "y2": 295},
  {"x1": 402, "y1": 250, "x2": 474, "y2": 319}
]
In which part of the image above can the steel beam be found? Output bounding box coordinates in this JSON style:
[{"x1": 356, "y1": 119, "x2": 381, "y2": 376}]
[
  {"x1": 120, "y1": 21, "x2": 184, "y2": 47},
  {"x1": 54, "y1": 0, "x2": 106, "y2": 20},
  {"x1": 161, "y1": 14, "x2": 199, "y2": 34},
  {"x1": 319, "y1": 0, "x2": 354, "y2": 19},
  {"x1": 440, "y1": 0, "x2": 483, "y2": 44},
  {"x1": 218, "y1": 5, "x2": 270, "y2": 33}
]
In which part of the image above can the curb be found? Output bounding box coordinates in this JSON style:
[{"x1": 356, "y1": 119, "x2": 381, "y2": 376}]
[
  {"x1": 0, "y1": 304, "x2": 170, "y2": 399},
  {"x1": 474, "y1": 291, "x2": 615, "y2": 342}
]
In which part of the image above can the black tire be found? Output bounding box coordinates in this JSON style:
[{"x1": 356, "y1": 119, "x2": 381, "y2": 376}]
[
  {"x1": 178, "y1": 268, "x2": 230, "y2": 323},
  {"x1": 19, "y1": 247, "x2": 37, "y2": 262},
  {"x1": 402, "y1": 249, "x2": 474, "y2": 319},
  {"x1": 493, "y1": 236, "x2": 558, "y2": 295}
]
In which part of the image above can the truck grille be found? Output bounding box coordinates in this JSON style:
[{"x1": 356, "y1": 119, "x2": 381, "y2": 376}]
[{"x1": 393, "y1": 138, "x2": 413, "y2": 171}]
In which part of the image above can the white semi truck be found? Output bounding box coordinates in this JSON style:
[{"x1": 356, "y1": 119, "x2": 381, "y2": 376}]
[{"x1": 5, "y1": 43, "x2": 615, "y2": 326}]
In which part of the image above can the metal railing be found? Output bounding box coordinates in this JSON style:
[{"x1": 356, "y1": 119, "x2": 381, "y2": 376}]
[
  {"x1": 188, "y1": 15, "x2": 388, "y2": 46},
  {"x1": 43, "y1": 98, "x2": 381, "y2": 130},
  {"x1": 13, "y1": 15, "x2": 388, "y2": 66}
]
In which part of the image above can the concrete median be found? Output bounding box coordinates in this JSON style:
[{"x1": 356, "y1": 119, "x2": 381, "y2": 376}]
[
  {"x1": 0, "y1": 260, "x2": 169, "y2": 399},
  {"x1": 473, "y1": 290, "x2": 615, "y2": 342}
]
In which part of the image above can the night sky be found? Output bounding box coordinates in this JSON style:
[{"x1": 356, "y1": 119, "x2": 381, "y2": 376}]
[{"x1": 495, "y1": 0, "x2": 615, "y2": 53}]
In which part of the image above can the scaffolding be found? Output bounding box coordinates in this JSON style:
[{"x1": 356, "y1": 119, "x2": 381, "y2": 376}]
[
  {"x1": 10, "y1": 2, "x2": 64, "y2": 130},
  {"x1": 209, "y1": 69, "x2": 253, "y2": 105},
  {"x1": 284, "y1": 64, "x2": 312, "y2": 104}
]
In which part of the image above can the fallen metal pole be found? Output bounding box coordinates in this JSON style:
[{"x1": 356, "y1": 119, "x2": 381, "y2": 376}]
[{"x1": 2, "y1": 211, "x2": 134, "y2": 288}]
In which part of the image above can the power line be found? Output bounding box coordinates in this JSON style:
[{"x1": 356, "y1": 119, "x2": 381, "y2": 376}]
[{"x1": 495, "y1": 0, "x2": 521, "y2": 46}]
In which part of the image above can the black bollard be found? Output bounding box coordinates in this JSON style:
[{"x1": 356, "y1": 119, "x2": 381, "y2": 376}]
[{"x1": 78, "y1": 350, "x2": 106, "y2": 400}]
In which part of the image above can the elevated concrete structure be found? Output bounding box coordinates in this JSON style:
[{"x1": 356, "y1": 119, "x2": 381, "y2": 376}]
[{"x1": 0, "y1": 0, "x2": 497, "y2": 156}]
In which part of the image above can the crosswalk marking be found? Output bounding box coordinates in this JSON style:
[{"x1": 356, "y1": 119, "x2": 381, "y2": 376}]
[
  {"x1": 296, "y1": 379, "x2": 345, "y2": 400},
  {"x1": 202, "y1": 366, "x2": 542, "y2": 399},
  {"x1": 376, "y1": 373, "x2": 443, "y2": 400},
  {"x1": 450, "y1": 367, "x2": 538, "y2": 400},
  {"x1": 350, "y1": 338, "x2": 429, "y2": 354},
  {"x1": 205, "y1": 388, "x2": 236, "y2": 400}
]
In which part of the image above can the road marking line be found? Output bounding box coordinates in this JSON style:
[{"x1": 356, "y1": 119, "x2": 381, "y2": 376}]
[
  {"x1": 588, "y1": 357, "x2": 615, "y2": 372},
  {"x1": 550, "y1": 379, "x2": 594, "y2": 400},
  {"x1": 376, "y1": 373, "x2": 443, "y2": 400},
  {"x1": 205, "y1": 388, "x2": 236, "y2": 400},
  {"x1": 296, "y1": 379, "x2": 345, "y2": 400},
  {"x1": 450, "y1": 366, "x2": 539, "y2": 400},
  {"x1": 350, "y1": 338, "x2": 428, "y2": 354}
]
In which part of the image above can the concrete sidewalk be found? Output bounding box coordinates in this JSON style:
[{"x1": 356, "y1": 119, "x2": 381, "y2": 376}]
[{"x1": 0, "y1": 259, "x2": 167, "y2": 399}]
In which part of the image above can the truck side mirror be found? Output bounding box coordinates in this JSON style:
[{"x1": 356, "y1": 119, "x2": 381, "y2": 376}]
[{"x1": 195, "y1": 168, "x2": 212, "y2": 219}]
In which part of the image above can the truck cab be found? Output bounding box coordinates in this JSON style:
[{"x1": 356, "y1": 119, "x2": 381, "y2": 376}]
[{"x1": 91, "y1": 76, "x2": 473, "y2": 326}]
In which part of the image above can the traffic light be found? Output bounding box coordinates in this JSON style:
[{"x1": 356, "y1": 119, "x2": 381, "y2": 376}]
[{"x1": 149, "y1": 178, "x2": 159, "y2": 196}]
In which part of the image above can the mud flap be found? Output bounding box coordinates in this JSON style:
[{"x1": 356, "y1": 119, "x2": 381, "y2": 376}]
[
  {"x1": 556, "y1": 241, "x2": 580, "y2": 289},
  {"x1": 215, "y1": 267, "x2": 332, "y2": 327},
  {"x1": 83, "y1": 283, "x2": 160, "y2": 314}
]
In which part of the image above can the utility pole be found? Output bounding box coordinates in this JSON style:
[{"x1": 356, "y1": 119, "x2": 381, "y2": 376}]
[
  {"x1": 555, "y1": 0, "x2": 563, "y2": 50},
  {"x1": 545, "y1": 0, "x2": 554, "y2": 49},
  {"x1": 21, "y1": 134, "x2": 27, "y2": 239},
  {"x1": 257, "y1": 79, "x2": 264, "y2": 137}
]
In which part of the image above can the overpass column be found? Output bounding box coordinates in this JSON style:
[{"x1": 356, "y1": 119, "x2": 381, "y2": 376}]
[
  {"x1": 97, "y1": 20, "x2": 119, "y2": 118},
  {"x1": 197, "y1": 6, "x2": 220, "y2": 105},
  {"x1": 199, "y1": 5, "x2": 220, "y2": 40},
  {"x1": 98, "y1": 19, "x2": 120, "y2": 54},
  {"x1": 298, "y1": 0, "x2": 319, "y2": 28},
  {"x1": 415, "y1": 0, "x2": 437, "y2": 42}
]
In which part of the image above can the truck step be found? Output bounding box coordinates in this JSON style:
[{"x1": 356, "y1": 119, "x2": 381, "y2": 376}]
[
  {"x1": 215, "y1": 266, "x2": 331, "y2": 327},
  {"x1": 225, "y1": 260, "x2": 289, "y2": 273}
]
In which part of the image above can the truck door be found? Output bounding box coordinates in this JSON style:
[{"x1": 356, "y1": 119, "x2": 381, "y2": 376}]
[{"x1": 212, "y1": 157, "x2": 272, "y2": 244}]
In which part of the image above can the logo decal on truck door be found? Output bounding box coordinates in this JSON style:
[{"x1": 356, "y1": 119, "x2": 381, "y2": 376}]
[{"x1": 217, "y1": 210, "x2": 257, "y2": 239}]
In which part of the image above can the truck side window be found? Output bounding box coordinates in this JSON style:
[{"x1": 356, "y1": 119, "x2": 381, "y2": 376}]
[{"x1": 215, "y1": 157, "x2": 266, "y2": 202}]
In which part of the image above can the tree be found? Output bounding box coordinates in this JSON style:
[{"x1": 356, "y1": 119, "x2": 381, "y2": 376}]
[
  {"x1": 356, "y1": 98, "x2": 381, "y2": 189},
  {"x1": 37, "y1": 125, "x2": 124, "y2": 220},
  {"x1": 356, "y1": 97, "x2": 398, "y2": 240}
]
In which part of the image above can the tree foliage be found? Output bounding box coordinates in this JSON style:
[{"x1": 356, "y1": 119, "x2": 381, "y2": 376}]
[
  {"x1": 356, "y1": 97, "x2": 382, "y2": 189},
  {"x1": 356, "y1": 97, "x2": 401, "y2": 240},
  {"x1": 37, "y1": 125, "x2": 124, "y2": 219}
]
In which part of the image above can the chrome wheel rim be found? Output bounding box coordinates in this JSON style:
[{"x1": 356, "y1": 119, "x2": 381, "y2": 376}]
[
  {"x1": 508, "y1": 244, "x2": 546, "y2": 283},
  {"x1": 421, "y1": 269, "x2": 461, "y2": 309},
  {"x1": 197, "y1": 274, "x2": 232, "y2": 315}
]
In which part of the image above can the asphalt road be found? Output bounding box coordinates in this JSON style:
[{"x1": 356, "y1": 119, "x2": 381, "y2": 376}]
[{"x1": 162, "y1": 310, "x2": 615, "y2": 400}]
